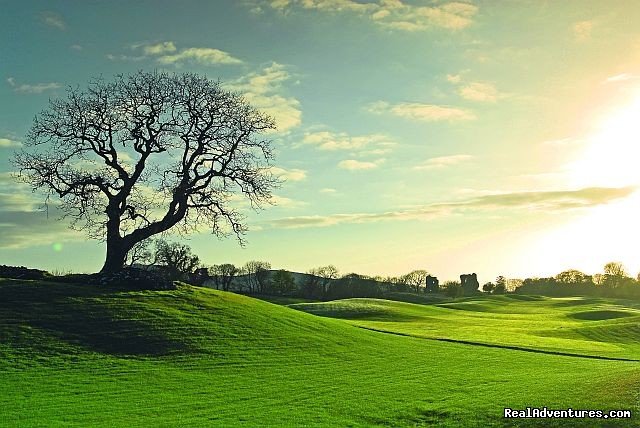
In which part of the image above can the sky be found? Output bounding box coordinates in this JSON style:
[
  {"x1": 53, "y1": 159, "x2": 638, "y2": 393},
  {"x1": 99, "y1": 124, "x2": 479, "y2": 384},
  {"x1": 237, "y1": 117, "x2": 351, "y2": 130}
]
[{"x1": 2, "y1": 0, "x2": 640, "y2": 282}]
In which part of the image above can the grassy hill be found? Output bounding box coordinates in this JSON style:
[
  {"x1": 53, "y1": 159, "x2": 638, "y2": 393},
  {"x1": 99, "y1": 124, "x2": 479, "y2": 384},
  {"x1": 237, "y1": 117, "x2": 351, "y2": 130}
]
[
  {"x1": 291, "y1": 295, "x2": 640, "y2": 361},
  {"x1": 1, "y1": 278, "x2": 638, "y2": 426}
]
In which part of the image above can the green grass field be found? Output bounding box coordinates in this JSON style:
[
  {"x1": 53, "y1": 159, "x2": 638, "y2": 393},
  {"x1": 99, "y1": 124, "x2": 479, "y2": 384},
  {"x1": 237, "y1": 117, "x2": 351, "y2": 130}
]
[{"x1": 1, "y1": 279, "x2": 638, "y2": 427}]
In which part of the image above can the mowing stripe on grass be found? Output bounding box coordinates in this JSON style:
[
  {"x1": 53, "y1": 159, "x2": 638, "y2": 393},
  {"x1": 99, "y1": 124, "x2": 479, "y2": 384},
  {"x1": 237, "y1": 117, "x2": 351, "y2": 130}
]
[{"x1": 358, "y1": 326, "x2": 640, "y2": 362}]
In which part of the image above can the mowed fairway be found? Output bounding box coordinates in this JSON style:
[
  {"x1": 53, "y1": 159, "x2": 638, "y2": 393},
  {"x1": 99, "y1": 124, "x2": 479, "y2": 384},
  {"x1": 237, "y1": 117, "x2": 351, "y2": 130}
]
[
  {"x1": 291, "y1": 296, "x2": 640, "y2": 361},
  {"x1": 1, "y1": 280, "x2": 638, "y2": 427}
]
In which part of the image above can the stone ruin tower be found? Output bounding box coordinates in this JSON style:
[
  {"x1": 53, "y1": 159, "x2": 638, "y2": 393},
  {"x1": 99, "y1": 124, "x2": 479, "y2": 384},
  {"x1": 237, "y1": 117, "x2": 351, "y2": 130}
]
[
  {"x1": 460, "y1": 273, "x2": 479, "y2": 294},
  {"x1": 425, "y1": 275, "x2": 439, "y2": 292}
]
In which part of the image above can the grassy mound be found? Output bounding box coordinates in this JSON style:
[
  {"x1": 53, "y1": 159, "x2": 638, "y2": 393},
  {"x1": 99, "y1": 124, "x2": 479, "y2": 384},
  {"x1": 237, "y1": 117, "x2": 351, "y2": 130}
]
[{"x1": 1, "y1": 279, "x2": 638, "y2": 427}]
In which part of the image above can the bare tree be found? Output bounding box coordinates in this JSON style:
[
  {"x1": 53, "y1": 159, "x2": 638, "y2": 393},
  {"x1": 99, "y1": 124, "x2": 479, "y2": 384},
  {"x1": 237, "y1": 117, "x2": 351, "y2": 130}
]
[
  {"x1": 209, "y1": 263, "x2": 239, "y2": 291},
  {"x1": 242, "y1": 261, "x2": 271, "y2": 294},
  {"x1": 153, "y1": 240, "x2": 200, "y2": 280},
  {"x1": 308, "y1": 265, "x2": 339, "y2": 299},
  {"x1": 400, "y1": 269, "x2": 429, "y2": 293},
  {"x1": 13, "y1": 71, "x2": 278, "y2": 274},
  {"x1": 603, "y1": 262, "x2": 628, "y2": 288},
  {"x1": 125, "y1": 238, "x2": 155, "y2": 267}
]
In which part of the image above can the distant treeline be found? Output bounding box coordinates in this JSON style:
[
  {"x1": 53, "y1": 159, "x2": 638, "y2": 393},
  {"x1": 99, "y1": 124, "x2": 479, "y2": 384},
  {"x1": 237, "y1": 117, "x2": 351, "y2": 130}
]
[
  {"x1": 5, "y1": 238, "x2": 638, "y2": 301},
  {"x1": 129, "y1": 241, "x2": 640, "y2": 300}
]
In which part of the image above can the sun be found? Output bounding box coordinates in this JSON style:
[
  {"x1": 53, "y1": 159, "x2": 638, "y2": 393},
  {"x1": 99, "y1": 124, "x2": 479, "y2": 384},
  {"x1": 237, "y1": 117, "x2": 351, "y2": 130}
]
[{"x1": 566, "y1": 92, "x2": 640, "y2": 188}]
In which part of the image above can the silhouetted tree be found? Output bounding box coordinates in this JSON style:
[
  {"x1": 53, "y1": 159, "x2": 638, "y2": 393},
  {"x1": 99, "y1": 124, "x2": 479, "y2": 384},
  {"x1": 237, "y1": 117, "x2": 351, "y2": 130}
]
[
  {"x1": 494, "y1": 276, "x2": 507, "y2": 294},
  {"x1": 443, "y1": 280, "x2": 462, "y2": 298},
  {"x1": 400, "y1": 270, "x2": 430, "y2": 293},
  {"x1": 271, "y1": 270, "x2": 296, "y2": 295},
  {"x1": 242, "y1": 261, "x2": 271, "y2": 294},
  {"x1": 482, "y1": 282, "x2": 495, "y2": 293},
  {"x1": 153, "y1": 240, "x2": 200, "y2": 280},
  {"x1": 125, "y1": 238, "x2": 155, "y2": 267},
  {"x1": 308, "y1": 265, "x2": 339, "y2": 299},
  {"x1": 13, "y1": 71, "x2": 278, "y2": 275},
  {"x1": 209, "y1": 263, "x2": 239, "y2": 291}
]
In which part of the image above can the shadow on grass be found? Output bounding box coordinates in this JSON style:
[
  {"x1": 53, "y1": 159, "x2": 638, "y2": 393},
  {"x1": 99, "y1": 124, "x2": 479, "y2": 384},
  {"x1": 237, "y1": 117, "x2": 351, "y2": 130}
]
[
  {"x1": 569, "y1": 310, "x2": 636, "y2": 321},
  {"x1": 0, "y1": 280, "x2": 188, "y2": 356}
]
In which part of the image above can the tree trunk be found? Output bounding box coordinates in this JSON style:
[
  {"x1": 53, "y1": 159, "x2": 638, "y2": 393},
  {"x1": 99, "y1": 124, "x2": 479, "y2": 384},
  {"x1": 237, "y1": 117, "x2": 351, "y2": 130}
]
[{"x1": 100, "y1": 237, "x2": 131, "y2": 273}]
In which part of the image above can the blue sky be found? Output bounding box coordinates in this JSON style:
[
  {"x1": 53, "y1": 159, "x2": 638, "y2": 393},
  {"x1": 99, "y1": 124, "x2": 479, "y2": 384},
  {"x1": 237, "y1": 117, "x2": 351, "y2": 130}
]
[{"x1": 3, "y1": 1, "x2": 640, "y2": 282}]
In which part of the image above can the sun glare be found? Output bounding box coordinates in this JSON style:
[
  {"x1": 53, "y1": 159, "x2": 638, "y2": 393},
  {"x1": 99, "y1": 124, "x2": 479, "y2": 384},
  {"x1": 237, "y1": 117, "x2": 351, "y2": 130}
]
[
  {"x1": 567, "y1": 92, "x2": 640, "y2": 188},
  {"x1": 527, "y1": 92, "x2": 640, "y2": 276}
]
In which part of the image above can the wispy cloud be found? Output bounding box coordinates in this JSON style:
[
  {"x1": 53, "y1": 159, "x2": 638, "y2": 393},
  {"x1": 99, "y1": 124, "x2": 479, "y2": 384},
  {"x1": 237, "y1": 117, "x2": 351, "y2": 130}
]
[
  {"x1": 228, "y1": 62, "x2": 301, "y2": 132},
  {"x1": 157, "y1": 47, "x2": 243, "y2": 66},
  {"x1": 414, "y1": 154, "x2": 473, "y2": 170},
  {"x1": 0, "y1": 138, "x2": 22, "y2": 148},
  {"x1": 261, "y1": 187, "x2": 636, "y2": 229},
  {"x1": 573, "y1": 20, "x2": 594, "y2": 42},
  {"x1": 270, "y1": 166, "x2": 307, "y2": 181},
  {"x1": 605, "y1": 73, "x2": 640, "y2": 83},
  {"x1": 111, "y1": 41, "x2": 243, "y2": 66},
  {"x1": 252, "y1": 1, "x2": 478, "y2": 31},
  {"x1": 320, "y1": 188, "x2": 337, "y2": 194},
  {"x1": 0, "y1": 173, "x2": 83, "y2": 248},
  {"x1": 337, "y1": 159, "x2": 382, "y2": 170},
  {"x1": 6, "y1": 77, "x2": 61, "y2": 94},
  {"x1": 458, "y1": 82, "x2": 500, "y2": 102},
  {"x1": 367, "y1": 101, "x2": 475, "y2": 122},
  {"x1": 141, "y1": 41, "x2": 177, "y2": 55},
  {"x1": 301, "y1": 130, "x2": 395, "y2": 151},
  {"x1": 40, "y1": 11, "x2": 66, "y2": 30}
]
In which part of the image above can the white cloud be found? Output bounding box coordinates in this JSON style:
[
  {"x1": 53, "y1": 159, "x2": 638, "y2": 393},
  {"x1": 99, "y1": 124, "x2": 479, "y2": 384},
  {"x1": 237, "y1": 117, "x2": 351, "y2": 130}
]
[
  {"x1": 228, "y1": 63, "x2": 301, "y2": 132},
  {"x1": 251, "y1": 0, "x2": 478, "y2": 31},
  {"x1": 338, "y1": 159, "x2": 382, "y2": 170},
  {"x1": 302, "y1": 130, "x2": 394, "y2": 151},
  {"x1": 0, "y1": 138, "x2": 21, "y2": 148},
  {"x1": 261, "y1": 186, "x2": 636, "y2": 230},
  {"x1": 573, "y1": 20, "x2": 594, "y2": 42},
  {"x1": 157, "y1": 47, "x2": 242, "y2": 66},
  {"x1": 458, "y1": 82, "x2": 500, "y2": 102},
  {"x1": 142, "y1": 41, "x2": 177, "y2": 56},
  {"x1": 7, "y1": 77, "x2": 61, "y2": 94},
  {"x1": 414, "y1": 154, "x2": 473, "y2": 170},
  {"x1": 40, "y1": 11, "x2": 66, "y2": 30},
  {"x1": 271, "y1": 194, "x2": 307, "y2": 208},
  {"x1": 116, "y1": 42, "x2": 243, "y2": 66},
  {"x1": 367, "y1": 100, "x2": 475, "y2": 121},
  {"x1": 270, "y1": 167, "x2": 307, "y2": 181},
  {"x1": 320, "y1": 188, "x2": 337, "y2": 193}
]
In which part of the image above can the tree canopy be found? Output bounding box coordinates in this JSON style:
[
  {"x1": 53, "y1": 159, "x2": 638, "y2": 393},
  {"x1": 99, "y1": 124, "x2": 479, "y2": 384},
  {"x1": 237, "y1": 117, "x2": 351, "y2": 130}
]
[{"x1": 13, "y1": 71, "x2": 278, "y2": 273}]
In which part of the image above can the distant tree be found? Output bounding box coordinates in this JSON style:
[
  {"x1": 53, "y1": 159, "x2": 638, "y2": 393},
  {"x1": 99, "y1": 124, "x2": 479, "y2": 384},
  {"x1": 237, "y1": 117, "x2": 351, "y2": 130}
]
[
  {"x1": 443, "y1": 280, "x2": 462, "y2": 298},
  {"x1": 593, "y1": 273, "x2": 606, "y2": 286},
  {"x1": 307, "y1": 265, "x2": 339, "y2": 299},
  {"x1": 330, "y1": 273, "x2": 381, "y2": 299},
  {"x1": 555, "y1": 269, "x2": 590, "y2": 286},
  {"x1": 153, "y1": 240, "x2": 200, "y2": 280},
  {"x1": 482, "y1": 282, "x2": 495, "y2": 293},
  {"x1": 13, "y1": 71, "x2": 279, "y2": 274},
  {"x1": 271, "y1": 270, "x2": 296, "y2": 295},
  {"x1": 242, "y1": 261, "x2": 271, "y2": 294},
  {"x1": 400, "y1": 270, "x2": 430, "y2": 293},
  {"x1": 494, "y1": 276, "x2": 507, "y2": 294},
  {"x1": 209, "y1": 263, "x2": 239, "y2": 291},
  {"x1": 125, "y1": 238, "x2": 155, "y2": 267},
  {"x1": 603, "y1": 262, "x2": 628, "y2": 288},
  {"x1": 506, "y1": 278, "x2": 523, "y2": 293}
]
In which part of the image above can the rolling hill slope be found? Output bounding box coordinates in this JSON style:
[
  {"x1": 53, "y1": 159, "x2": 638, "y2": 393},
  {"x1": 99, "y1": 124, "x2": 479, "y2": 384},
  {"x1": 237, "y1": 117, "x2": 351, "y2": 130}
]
[{"x1": 0, "y1": 279, "x2": 638, "y2": 427}]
